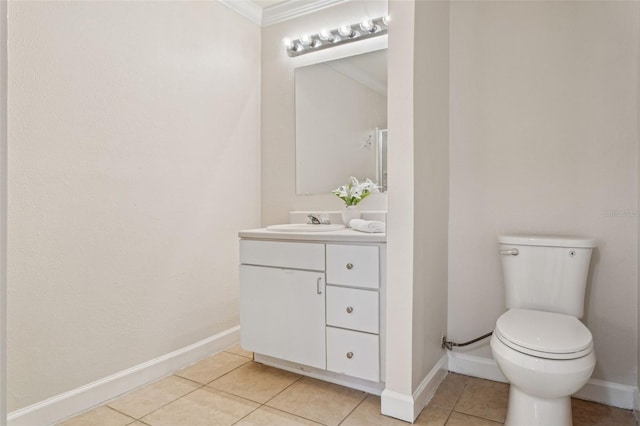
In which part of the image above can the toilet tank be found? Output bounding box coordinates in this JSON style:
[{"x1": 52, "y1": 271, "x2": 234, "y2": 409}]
[{"x1": 498, "y1": 235, "x2": 596, "y2": 318}]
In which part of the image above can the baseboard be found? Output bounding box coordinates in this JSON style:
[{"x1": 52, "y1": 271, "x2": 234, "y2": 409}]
[
  {"x1": 381, "y1": 354, "x2": 448, "y2": 422},
  {"x1": 412, "y1": 354, "x2": 449, "y2": 419},
  {"x1": 8, "y1": 326, "x2": 240, "y2": 426},
  {"x1": 575, "y1": 378, "x2": 637, "y2": 410},
  {"x1": 447, "y1": 352, "x2": 507, "y2": 383},
  {"x1": 633, "y1": 387, "x2": 640, "y2": 424},
  {"x1": 447, "y1": 352, "x2": 638, "y2": 410}
]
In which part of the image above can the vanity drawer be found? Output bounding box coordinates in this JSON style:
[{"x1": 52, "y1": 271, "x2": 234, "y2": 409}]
[
  {"x1": 326, "y1": 244, "x2": 379, "y2": 289},
  {"x1": 326, "y1": 327, "x2": 379, "y2": 382},
  {"x1": 240, "y1": 240, "x2": 325, "y2": 271},
  {"x1": 326, "y1": 286, "x2": 379, "y2": 334}
]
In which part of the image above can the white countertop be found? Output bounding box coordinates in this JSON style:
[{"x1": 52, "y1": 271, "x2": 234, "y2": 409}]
[{"x1": 238, "y1": 227, "x2": 386, "y2": 243}]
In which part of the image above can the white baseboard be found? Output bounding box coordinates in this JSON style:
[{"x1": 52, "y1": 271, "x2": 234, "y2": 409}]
[
  {"x1": 447, "y1": 352, "x2": 638, "y2": 410},
  {"x1": 447, "y1": 352, "x2": 507, "y2": 383},
  {"x1": 634, "y1": 388, "x2": 640, "y2": 424},
  {"x1": 381, "y1": 354, "x2": 448, "y2": 422},
  {"x1": 412, "y1": 355, "x2": 449, "y2": 419},
  {"x1": 8, "y1": 326, "x2": 240, "y2": 426}
]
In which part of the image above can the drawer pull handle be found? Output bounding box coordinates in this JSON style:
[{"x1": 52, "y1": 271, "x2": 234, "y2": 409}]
[
  {"x1": 346, "y1": 263, "x2": 354, "y2": 270},
  {"x1": 346, "y1": 352, "x2": 354, "y2": 359},
  {"x1": 316, "y1": 277, "x2": 322, "y2": 295},
  {"x1": 346, "y1": 306, "x2": 354, "y2": 314}
]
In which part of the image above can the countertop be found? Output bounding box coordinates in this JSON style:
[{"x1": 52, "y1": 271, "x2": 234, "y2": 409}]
[{"x1": 238, "y1": 227, "x2": 386, "y2": 243}]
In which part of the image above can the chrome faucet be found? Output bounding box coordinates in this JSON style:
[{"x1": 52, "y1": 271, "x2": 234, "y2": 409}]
[{"x1": 307, "y1": 213, "x2": 330, "y2": 225}]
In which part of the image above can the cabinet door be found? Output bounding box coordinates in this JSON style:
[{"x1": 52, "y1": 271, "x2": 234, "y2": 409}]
[{"x1": 240, "y1": 265, "x2": 326, "y2": 369}]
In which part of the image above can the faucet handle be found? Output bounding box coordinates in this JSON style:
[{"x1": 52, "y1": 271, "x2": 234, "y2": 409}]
[
  {"x1": 307, "y1": 213, "x2": 331, "y2": 225},
  {"x1": 307, "y1": 214, "x2": 321, "y2": 224}
]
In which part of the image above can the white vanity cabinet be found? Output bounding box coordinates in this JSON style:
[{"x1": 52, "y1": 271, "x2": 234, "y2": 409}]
[{"x1": 238, "y1": 231, "x2": 386, "y2": 392}]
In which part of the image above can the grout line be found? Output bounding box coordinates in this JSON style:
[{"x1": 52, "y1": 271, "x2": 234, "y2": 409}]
[
  {"x1": 203, "y1": 384, "x2": 268, "y2": 405},
  {"x1": 442, "y1": 408, "x2": 455, "y2": 425},
  {"x1": 198, "y1": 358, "x2": 253, "y2": 386},
  {"x1": 336, "y1": 393, "x2": 369, "y2": 425},
  {"x1": 222, "y1": 348, "x2": 254, "y2": 360},
  {"x1": 228, "y1": 401, "x2": 261, "y2": 426},
  {"x1": 261, "y1": 373, "x2": 305, "y2": 406},
  {"x1": 130, "y1": 382, "x2": 206, "y2": 421}
]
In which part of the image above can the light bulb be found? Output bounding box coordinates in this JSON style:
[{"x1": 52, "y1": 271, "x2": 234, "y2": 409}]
[
  {"x1": 338, "y1": 24, "x2": 354, "y2": 38},
  {"x1": 319, "y1": 29, "x2": 333, "y2": 41},
  {"x1": 282, "y1": 38, "x2": 294, "y2": 50},
  {"x1": 300, "y1": 34, "x2": 313, "y2": 46},
  {"x1": 382, "y1": 15, "x2": 390, "y2": 26},
  {"x1": 359, "y1": 18, "x2": 375, "y2": 33}
]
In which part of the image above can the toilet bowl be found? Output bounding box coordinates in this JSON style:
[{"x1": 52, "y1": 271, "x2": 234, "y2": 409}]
[
  {"x1": 491, "y1": 309, "x2": 595, "y2": 426},
  {"x1": 492, "y1": 235, "x2": 597, "y2": 426}
]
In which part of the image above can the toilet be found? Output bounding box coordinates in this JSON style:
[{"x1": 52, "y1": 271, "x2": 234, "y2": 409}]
[{"x1": 490, "y1": 235, "x2": 596, "y2": 426}]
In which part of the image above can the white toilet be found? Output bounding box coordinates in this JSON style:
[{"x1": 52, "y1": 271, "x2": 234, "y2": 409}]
[{"x1": 490, "y1": 235, "x2": 596, "y2": 426}]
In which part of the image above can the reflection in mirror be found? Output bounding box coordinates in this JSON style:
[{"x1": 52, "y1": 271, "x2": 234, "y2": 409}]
[{"x1": 295, "y1": 49, "x2": 387, "y2": 195}]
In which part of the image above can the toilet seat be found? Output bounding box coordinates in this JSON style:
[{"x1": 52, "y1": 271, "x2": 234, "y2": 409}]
[{"x1": 495, "y1": 309, "x2": 593, "y2": 360}]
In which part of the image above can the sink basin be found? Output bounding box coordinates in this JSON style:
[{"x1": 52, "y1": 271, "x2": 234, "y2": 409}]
[{"x1": 266, "y1": 224, "x2": 346, "y2": 232}]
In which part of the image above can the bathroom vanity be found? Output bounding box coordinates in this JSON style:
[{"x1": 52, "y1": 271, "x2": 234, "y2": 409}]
[{"x1": 238, "y1": 224, "x2": 386, "y2": 393}]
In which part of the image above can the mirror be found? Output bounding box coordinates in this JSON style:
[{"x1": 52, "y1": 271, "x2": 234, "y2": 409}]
[{"x1": 295, "y1": 49, "x2": 388, "y2": 195}]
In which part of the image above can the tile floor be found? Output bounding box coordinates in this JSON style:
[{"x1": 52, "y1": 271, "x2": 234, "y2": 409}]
[{"x1": 59, "y1": 344, "x2": 637, "y2": 426}]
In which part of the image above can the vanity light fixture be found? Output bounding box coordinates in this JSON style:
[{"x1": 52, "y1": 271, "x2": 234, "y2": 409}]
[{"x1": 283, "y1": 15, "x2": 389, "y2": 57}]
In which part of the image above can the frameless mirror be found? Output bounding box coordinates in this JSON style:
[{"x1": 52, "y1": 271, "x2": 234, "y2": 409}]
[{"x1": 295, "y1": 49, "x2": 388, "y2": 195}]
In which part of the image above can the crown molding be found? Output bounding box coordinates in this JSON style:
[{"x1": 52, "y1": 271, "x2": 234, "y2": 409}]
[
  {"x1": 218, "y1": 0, "x2": 263, "y2": 26},
  {"x1": 262, "y1": 0, "x2": 350, "y2": 26},
  {"x1": 218, "y1": 0, "x2": 353, "y2": 27}
]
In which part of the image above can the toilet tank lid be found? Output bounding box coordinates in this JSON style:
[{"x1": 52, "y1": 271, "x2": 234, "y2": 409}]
[{"x1": 498, "y1": 235, "x2": 596, "y2": 248}]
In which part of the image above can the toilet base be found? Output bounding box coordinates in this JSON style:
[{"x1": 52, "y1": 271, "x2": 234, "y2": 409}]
[{"x1": 505, "y1": 386, "x2": 572, "y2": 426}]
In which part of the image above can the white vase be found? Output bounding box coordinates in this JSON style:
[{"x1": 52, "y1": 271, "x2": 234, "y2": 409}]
[{"x1": 341, "y1": 206, "x2": 361, "y2": 227}]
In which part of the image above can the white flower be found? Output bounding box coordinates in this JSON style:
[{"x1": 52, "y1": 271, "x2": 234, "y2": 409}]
[{"x1": 332, "y1": 176, "x2": 379, "y2": 206}]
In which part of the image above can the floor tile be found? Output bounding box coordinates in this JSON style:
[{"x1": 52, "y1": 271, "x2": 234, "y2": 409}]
[
  {"x1": 175, "y1": 351, "x2": 249, "y2": 385},
  {"x1": 208, "y1": 361, "x2": 300, "y2": 403},
  {"x1": 266, "y1": 377, "x2": 367, "y2": 426},
  {"x1": 415, "y1": 404, "x2": 452, "y2": 426},
  {"x1": 428, "y1": 373, "x2": 469, "y2": 410},
  {"x1": 140, "y1": 387, "x2": 259, "y2": 426},
  {"x1": 57, "y1": 406, "x2": 135, "y2": 426},
  {"x1": 235, "y1": 406, "x2": 321, "y2": 425},
  {"x1": 341, "y1": 395, "x2": 409, "y2": 426},
  {"x1": 571, "y1": 398, "x2": 637, "y2": 426},
  {"x1": 453, "y1": 377, "x2": 509, "y2": 423},
  {"x1": 107, "y1": 375, "x2": 200, "y2": 419},
  {"x1": 445, "y1": 412, "x2": 502, "y2": 425},
  {"x1": 224, "y1": 343, "x2": 253, "y2": 359}
]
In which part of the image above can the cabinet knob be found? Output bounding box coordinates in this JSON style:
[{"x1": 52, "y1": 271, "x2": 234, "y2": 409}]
[
  {"x1": 346, "y1": 263, "x2": 354, "y2": 270},
  {"x1": 346, "y1": 352, "x2": 354, "y2": 359},
  {"x1": 346, "y1": 306, "x2": 354, "y2": 314}
]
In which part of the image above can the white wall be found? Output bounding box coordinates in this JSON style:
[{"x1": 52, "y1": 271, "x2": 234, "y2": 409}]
[
  {"x1": 411, "y1": 0, "x2": 449, "y2": 390},
  {"x1": 383, "y1": 0, "x2": 449, "y2": 420},
  {"x1": 1, "y1": 0, "x2": 8, "y2": 421},
  {"x1": 384, "y1": 0, "x2": 415, "y2": 402},
  {"x1": 449, "y1": 1, "x2": 639, "y2": 387},
  {"x1": 261, "y1": 0, "x2": 388, "y2": 226},
  {"x1": 8, "y1": 1, "x2": 260, "y2": 411}
]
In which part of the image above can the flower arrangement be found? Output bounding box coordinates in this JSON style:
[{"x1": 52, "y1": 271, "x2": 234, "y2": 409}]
[{"x1": 332, "y1": 176, "x2": 378, "y2": 206}]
